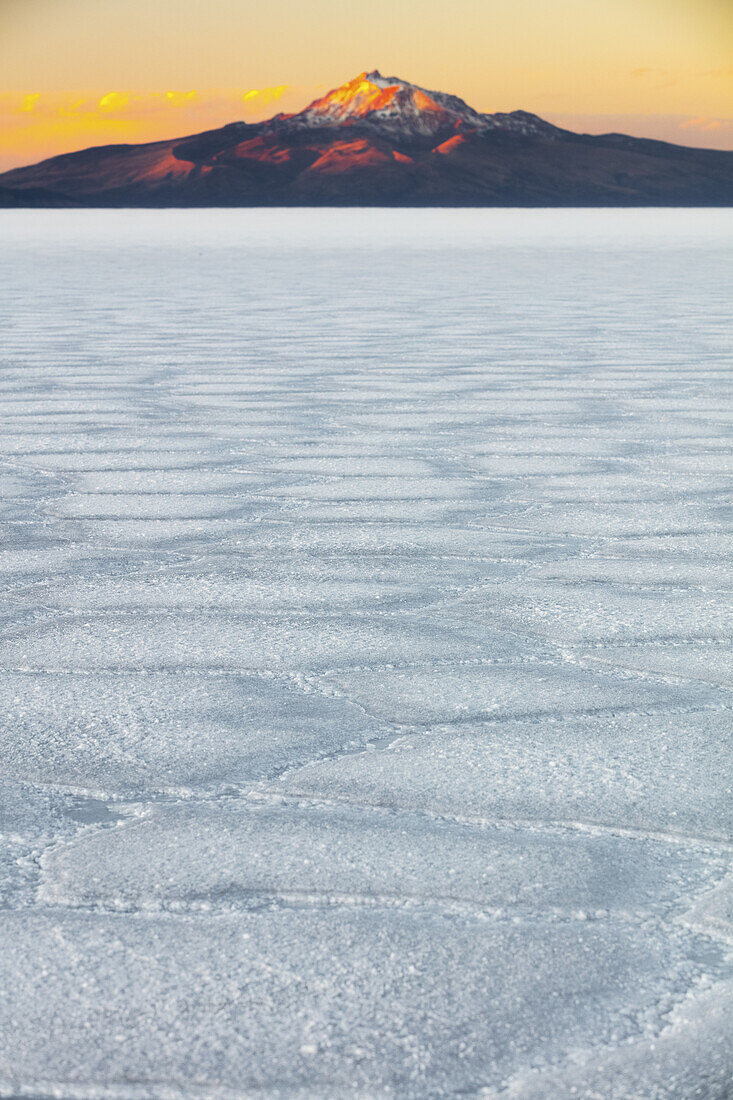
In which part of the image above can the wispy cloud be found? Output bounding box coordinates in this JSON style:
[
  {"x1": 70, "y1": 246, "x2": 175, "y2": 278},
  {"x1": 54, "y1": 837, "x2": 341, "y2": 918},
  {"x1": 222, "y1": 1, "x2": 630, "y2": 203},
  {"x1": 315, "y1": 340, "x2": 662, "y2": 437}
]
[
  {"x1": 242, "y1": 85, "x2": 288, "y2": 106},
  {"x1": 680, "y1": 115, "x2": 722, "y2": 131},
  {"x1": 165, "y1": 90, "x2": 197, "y2": 106},
  {"x1": 98, "y1": 91, "x2": 131, "y2": 111}
]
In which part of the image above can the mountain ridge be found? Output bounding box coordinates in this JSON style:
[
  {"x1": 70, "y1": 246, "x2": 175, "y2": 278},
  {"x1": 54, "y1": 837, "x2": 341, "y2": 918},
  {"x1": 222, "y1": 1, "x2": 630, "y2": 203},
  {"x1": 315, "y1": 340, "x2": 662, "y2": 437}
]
[{"x1": 2, "y1": 70, "x2": 732, "y2": 207}]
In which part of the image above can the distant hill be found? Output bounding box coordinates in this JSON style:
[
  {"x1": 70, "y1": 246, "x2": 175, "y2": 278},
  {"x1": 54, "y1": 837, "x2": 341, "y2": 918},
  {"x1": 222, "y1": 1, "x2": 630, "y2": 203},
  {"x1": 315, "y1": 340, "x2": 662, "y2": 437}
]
[{"x1": 2, "y1": 71, "x2": 732, "y2": 207}]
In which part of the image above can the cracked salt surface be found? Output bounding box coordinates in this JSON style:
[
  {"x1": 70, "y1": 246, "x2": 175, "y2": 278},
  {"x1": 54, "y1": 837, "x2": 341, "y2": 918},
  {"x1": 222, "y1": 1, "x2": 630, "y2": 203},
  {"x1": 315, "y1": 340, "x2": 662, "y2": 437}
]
[{"x1": 0, "y1": 208, "x2": 731, "y2": 1098}]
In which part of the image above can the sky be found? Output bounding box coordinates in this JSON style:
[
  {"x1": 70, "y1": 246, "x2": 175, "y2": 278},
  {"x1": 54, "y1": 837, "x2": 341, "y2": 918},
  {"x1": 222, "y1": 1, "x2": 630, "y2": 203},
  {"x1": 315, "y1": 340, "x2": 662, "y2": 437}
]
[{"x1": 1, "y1": 0, "x2": 731, "y2": 170}]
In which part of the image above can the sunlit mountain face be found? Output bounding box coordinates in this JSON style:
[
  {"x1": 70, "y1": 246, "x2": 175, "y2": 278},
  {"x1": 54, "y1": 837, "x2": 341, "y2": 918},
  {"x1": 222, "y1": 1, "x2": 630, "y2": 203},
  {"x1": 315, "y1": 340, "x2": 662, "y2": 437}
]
[{"x1": 1, "y1": 70, "x2": 732, "y2": 207}]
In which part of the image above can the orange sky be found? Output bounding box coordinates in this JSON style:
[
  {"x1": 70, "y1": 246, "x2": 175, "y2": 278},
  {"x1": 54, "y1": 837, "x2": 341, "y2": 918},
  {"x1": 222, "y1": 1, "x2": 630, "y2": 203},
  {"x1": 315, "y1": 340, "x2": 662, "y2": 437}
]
[{"x1": 1, "y1": 0, "x2": 731, "y2": 170}]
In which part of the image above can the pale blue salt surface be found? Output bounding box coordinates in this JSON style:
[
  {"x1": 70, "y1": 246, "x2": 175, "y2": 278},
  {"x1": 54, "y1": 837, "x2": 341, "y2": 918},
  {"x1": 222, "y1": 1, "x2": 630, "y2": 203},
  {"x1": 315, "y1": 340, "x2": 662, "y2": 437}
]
[{"x1": 0, "y1": 208, "x2": 731, "y2": 1098}]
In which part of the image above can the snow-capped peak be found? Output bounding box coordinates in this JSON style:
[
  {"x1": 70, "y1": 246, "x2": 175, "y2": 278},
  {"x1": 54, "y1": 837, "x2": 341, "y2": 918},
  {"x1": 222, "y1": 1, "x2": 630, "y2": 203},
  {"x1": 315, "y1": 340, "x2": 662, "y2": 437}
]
[
  {"x1": 280, "y1": 71, "x2": 555, "y2": 141},
  {"x1": 287, "y1": 71, "x2": 489, "y2": 138}
]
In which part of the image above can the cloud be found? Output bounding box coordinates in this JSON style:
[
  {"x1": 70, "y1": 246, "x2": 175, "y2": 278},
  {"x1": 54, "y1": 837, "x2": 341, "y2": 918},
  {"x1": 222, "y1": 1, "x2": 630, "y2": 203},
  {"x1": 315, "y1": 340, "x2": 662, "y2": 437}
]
[
  {"x1": 97, "y1": 90, "x2": 198, "y2": 114},
  {"x1": 242, "y1": 85, "x2": 288, "y2": 107},
  {"x1": 631, "y1": 68, "x2": 653, "y2": 78},
  {"x1": 21, "y1": 93, "x2": 40, "y2": 112},
  {"x1": 164, "y1": 90, "x2": 197, "y2": 106},
  {"x1": 680, "y1": 115, "x2": 722, "y2": 131},
  {"x1": 98, "y1": 92, "x2": 131, "y2": 111}
]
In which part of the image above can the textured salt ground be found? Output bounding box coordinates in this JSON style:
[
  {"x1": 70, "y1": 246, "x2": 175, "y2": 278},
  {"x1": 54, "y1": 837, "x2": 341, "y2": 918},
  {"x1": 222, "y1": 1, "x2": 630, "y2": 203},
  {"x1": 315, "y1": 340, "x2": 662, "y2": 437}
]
[
  {"x1": 0, "y1": 911, "x2": 727, "y2": 1099},
  {"x1": 532, "y1": 556, "x2": 733, "y2": 588},
  {"x1": 0, "y1": 208, "x2": 731, "y2": 1098},
  {"x1": 582, "y1": 643, "x2": 733, "y2": 689},
  {"x1": 0, "y1": 611, "x2": 497, "y2": 672},
  {"x1": 37, "y1": 800, "x2": 727, "y2": 918},
  {"x1": 10, "y1": 555, "x2": 524, "y2": 614},
  {"x1": 273, "y1": 708, "x2": 733, "y2": 843},
  {"x1": 430, "y1": 577, "x2": 731, "y2": 644},
  {"x1": 0, "y1": 671, "x2": 391, "y2": 795}
]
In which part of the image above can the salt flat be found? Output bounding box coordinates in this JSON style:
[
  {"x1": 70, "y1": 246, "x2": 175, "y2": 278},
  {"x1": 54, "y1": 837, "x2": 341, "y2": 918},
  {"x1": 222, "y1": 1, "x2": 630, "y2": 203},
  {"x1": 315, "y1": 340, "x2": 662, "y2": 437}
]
[{"x1": 0, "y1": 208, "x2": 731, "y2": 1098}]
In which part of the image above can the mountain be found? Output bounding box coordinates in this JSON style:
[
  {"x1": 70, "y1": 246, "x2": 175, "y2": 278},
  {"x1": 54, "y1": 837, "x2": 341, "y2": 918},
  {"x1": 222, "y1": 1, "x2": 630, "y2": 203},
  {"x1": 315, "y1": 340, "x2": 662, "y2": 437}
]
[{"x1": 2, "y1": 70, "x2": 732, "y2": 207}]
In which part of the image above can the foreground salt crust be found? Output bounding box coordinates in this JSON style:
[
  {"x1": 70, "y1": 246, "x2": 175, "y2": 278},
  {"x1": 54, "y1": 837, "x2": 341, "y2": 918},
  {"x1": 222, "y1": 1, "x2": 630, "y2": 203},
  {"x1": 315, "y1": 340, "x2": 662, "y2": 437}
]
[{"x1": 0, "y1": 208, "x2": 731, "y2": 1098}]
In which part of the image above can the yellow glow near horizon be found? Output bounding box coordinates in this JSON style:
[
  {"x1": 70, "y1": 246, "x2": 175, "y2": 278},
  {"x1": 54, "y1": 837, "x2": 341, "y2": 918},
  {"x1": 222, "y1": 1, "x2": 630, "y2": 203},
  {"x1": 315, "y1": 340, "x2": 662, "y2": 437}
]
[{"x1": 0, "y1": 0, "x2": 731, "y2": 170}]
